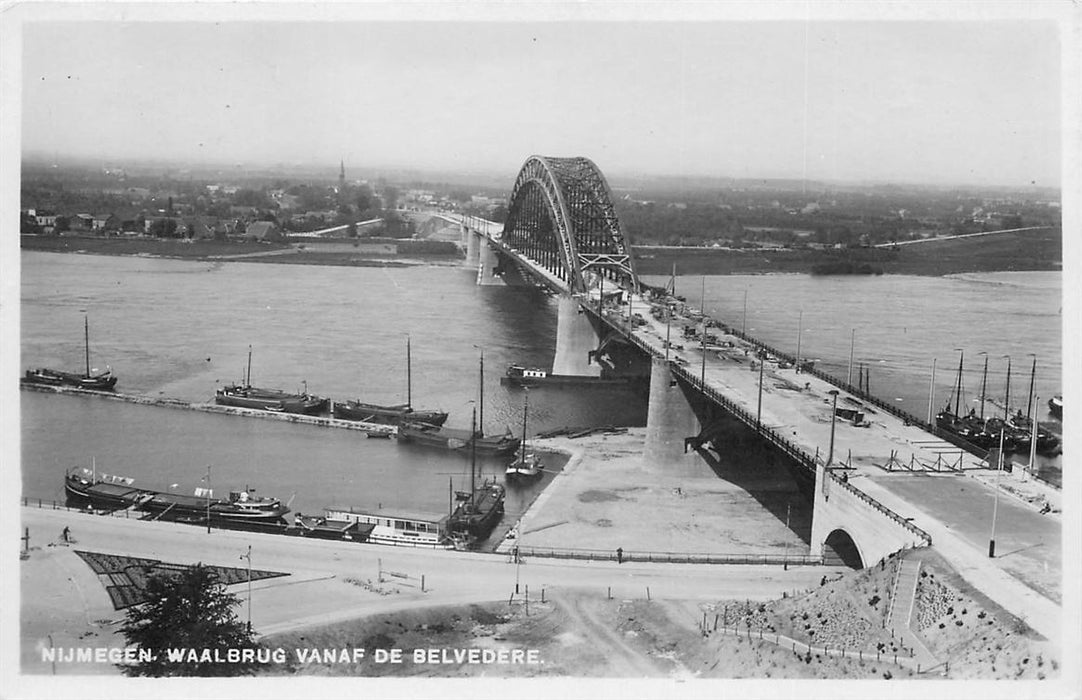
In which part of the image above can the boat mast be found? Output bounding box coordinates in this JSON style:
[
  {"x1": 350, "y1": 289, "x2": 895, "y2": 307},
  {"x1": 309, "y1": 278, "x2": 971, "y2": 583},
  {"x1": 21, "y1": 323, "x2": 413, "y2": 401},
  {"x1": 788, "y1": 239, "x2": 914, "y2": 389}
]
[
  {"x1": 520, "y1": 390, "x2": 529, "y2": 467},
  {"x1": 1025, "y1": 356, "x2": 1036, "y2": 421},
  {"x1": 246, "y1": 345, "x2": 253, "y2": 387},
  {"x1": 1027, "y1": 392, "x2": 1038, "y2": 471},
  {"x1": 84, "y1": 315, "x2": 91, "y2": 377},
  {"x1": 1003, "y1": 356, "x2": 1012, "y2": 422},
  {"x1": 470, "y1": 406, "x2": 477, "y2": 507},
  {"x1": 953, "y1": 350, "x2": 964, "y2": 417},
  {"x1": 979, "y1": 355, "x2": 989, "y2": 420},
  {"x1": 478, "y1": 349, "x2": 484, "y2": 437},
  {"x1": 406, "y1": 334, "x2": 412, "y2": 410}
]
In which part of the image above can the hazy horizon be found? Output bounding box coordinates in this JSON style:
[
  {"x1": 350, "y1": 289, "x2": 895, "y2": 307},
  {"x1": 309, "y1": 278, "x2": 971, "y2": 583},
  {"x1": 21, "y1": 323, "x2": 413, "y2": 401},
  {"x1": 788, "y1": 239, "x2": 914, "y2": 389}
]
[{"x1": 16, "y1": 14, "x2": 1066, "y2": 190}]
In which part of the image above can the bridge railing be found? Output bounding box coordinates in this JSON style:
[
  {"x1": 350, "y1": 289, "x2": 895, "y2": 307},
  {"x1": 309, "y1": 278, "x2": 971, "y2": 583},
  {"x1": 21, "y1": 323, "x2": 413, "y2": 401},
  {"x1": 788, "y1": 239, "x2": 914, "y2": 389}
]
[{"x1": 822, "y1": 470, "x2": 933, "y2": 547}]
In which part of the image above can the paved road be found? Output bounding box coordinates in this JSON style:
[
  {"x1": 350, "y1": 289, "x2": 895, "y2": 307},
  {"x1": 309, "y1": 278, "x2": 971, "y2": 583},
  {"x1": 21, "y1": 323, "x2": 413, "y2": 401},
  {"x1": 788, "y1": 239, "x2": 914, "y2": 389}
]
[{"x1": 19, "y1": 506, "x2": 846, "y2": 675}]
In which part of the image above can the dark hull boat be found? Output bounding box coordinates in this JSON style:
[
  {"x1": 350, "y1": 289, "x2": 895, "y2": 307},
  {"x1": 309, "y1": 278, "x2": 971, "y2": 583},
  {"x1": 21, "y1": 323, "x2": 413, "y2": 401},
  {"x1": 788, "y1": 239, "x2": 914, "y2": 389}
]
[
  {"x1": 1006, "y1": 413, "x2": 1060, "y2": 455},
  {"x1": 216, "y1": 385, "x2": 328, "y2": 415},
  {"x1": 935, "y1": 408, "x2": 996, "y2": 449},
  {"x1": 397, "y1": 422, "x2": 521, "y2": 456},
  {"x1": 333, "y1": 400, "x2": 448, "y2": 426},
  {"x1": 335, "y1": 336, "x2": 447, "y2": 426},
  {"x1": 64, "y1": 467, "x2": 290, "y2": 525},
  {"x1": 215, "y1": 345, "x2": 327, "y2": 415},
  {"x1": 23, "y1": 367, "x2": 117, "y2": 391},
  {"x1": 449, "y1": 480, "x2": 505, "y2": 542},
  {"x1": 23, "y1": 315, "x2": 116, "y2": 391}
]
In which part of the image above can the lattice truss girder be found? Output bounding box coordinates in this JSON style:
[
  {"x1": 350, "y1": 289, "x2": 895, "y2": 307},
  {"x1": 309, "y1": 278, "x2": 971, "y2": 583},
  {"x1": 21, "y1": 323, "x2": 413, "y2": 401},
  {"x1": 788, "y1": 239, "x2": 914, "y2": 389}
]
[{"x1": 502, "y1": 156, "x2": 639, "y2": 294}]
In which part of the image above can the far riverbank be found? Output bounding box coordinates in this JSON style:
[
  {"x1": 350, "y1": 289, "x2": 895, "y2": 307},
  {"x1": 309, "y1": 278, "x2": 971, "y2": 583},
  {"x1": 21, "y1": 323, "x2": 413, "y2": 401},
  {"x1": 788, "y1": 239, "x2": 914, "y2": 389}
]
[{"x1": 20, "y1": 226, "x2": 1062, "y2": 277}]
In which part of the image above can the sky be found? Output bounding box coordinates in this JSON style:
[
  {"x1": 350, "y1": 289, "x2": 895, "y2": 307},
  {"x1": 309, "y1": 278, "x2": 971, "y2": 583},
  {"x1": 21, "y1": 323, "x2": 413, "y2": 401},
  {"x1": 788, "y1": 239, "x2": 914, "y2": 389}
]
[{"x1": 14, "y1": 7, "x2": 1069, "y2": 188}]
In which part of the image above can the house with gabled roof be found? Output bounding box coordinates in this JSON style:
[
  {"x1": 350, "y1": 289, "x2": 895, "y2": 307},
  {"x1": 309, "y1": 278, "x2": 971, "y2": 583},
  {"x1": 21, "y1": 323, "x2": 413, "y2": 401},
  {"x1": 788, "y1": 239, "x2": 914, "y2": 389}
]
[{"x1": 244, "y1": 221, "x2": 282, "y2": 242}]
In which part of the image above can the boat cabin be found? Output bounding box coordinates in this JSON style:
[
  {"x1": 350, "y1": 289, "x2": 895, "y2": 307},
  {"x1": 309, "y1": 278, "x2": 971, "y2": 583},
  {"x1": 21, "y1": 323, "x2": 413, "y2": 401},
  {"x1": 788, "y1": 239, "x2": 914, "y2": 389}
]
[{"x1": 324, "y1": 507, "x2": 452, "y2": 548}]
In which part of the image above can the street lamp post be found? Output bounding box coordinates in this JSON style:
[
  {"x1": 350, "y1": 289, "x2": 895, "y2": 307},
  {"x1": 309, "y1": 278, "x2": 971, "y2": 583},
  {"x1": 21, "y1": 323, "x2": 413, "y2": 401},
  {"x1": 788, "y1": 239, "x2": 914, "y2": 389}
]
[
  {"x1": 926, "y1": 358, "x2": 937, "y2": 424},
  {"x1": 847, "y1": 329, "x2": 856, "y2": 386},
  {"x1": 783, "y1": 501, "x2": 791, "y2": 569},
  {"x1": 989, "y1": 427, "x2": 1005, "y2": 558},
  {"x1": 699, "y1": 277, "x2": 708, "y2": 388},
  {"x1": 240, "y1": 545, "x2": 252, "y2": 634},
  {"x1": 827, "y1": 390, "x2": 840, "y2": 465},
  {"x1": 742, "y1": 288, "x2": 748, "y2": 335},
  {"x1": 795, "y1": 309, "x2": 803, "y2": 373},
  {"x1": 756, "y1": 351, "x2": 765, "y2": 428}
]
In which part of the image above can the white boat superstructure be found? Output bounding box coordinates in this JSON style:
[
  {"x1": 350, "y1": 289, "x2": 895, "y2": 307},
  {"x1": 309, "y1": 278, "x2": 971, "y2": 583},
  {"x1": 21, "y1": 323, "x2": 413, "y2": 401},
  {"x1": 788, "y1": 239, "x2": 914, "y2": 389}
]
[{"x1": 324, "y1": 507, "x2": 455, "y2": 549}]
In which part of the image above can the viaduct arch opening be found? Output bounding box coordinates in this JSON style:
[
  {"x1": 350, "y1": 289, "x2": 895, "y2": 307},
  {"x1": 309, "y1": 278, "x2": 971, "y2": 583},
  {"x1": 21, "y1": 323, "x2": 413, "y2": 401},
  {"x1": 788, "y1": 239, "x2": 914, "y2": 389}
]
[{"x1": 823, "y1": 528, "x2": 864, "y2": 569}]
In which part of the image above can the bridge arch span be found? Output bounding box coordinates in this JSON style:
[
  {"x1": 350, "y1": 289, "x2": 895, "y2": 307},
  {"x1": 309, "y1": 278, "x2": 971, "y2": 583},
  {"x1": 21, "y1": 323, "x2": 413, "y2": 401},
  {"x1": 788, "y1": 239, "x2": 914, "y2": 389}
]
[{"x1": 502, "y1": 155, "x2": 639, "y2": 294}]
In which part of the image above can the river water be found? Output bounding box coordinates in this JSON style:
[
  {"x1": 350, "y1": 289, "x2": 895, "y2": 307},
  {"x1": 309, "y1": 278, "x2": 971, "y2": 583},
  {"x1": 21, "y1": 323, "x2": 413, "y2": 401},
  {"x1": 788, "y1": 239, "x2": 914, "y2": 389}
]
[{"x1": 19, "y1": 252, "x2": 1063, "y2": 517}]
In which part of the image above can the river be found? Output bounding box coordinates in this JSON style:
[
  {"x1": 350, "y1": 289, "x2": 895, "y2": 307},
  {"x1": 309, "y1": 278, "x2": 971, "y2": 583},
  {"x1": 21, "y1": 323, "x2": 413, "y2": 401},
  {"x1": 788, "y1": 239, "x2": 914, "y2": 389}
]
[{"x1": 19, "y1": 252, "x2": 1062, "y2": 517}]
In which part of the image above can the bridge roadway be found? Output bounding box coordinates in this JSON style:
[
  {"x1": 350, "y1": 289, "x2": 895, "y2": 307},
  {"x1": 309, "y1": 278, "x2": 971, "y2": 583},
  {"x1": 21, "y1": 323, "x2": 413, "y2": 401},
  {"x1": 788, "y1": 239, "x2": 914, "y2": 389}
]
[
  {"x1": 454, "y1": 215, "x2": 1059, "y2": 642},
  {"x1": 585, "y1": 288, "x2": 1062, "y2": 642}
]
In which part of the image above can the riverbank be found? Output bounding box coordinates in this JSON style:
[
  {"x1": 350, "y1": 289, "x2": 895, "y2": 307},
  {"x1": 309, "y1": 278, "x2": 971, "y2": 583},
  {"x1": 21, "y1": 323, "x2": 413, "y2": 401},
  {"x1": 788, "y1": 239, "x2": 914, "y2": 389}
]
[
  {"x1": 633, "y1": 227, "x2": 1062, "y2": 277},
  {"x1": 21, "y1": 226, "x2": 1062, "y2": 276},
  {"x1": 18, "y1": 234, "x2": 461, "y2": 267}
]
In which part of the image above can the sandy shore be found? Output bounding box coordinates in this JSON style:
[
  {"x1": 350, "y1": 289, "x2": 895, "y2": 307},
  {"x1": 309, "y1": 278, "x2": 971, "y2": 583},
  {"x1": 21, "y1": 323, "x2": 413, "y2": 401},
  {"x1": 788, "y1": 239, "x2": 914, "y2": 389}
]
[{"x1": 504, "y1": 429, "x2": 808, "y2": 558}]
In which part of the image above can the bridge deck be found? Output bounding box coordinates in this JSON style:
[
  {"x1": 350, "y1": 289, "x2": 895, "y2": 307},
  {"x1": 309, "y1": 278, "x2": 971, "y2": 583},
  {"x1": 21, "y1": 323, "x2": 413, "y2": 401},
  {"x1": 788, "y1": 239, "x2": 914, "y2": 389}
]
[{"x1": 593, "y1": 290, "x2": 1061, "y2": 641}]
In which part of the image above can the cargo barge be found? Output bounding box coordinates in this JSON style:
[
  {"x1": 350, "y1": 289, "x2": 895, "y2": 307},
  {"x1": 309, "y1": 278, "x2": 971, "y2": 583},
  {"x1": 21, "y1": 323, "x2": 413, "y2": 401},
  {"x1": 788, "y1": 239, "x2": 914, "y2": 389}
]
[{"x1": 64, "y1": 466, "x2": 290, "y2": 525}]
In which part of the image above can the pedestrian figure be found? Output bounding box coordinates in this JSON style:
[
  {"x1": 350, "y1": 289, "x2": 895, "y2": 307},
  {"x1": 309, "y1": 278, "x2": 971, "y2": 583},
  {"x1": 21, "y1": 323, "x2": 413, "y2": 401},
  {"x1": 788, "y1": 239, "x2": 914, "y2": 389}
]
[
  {"x1": 61, "y1": 526, "x2": 70, "y2": 543},
  {"x1": 513, "y1": 546, "x2": 519, "y2": 563},
  {"x1": 616, "y1": 547, "x2": 624, "y2": 564}
]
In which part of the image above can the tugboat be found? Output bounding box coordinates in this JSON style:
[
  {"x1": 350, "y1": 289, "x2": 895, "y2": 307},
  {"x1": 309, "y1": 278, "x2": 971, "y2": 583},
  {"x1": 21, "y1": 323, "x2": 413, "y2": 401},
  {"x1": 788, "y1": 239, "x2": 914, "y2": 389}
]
[
  {"x1": 506, "y1": 390, "x2": 544, "y2": 481},
  {"x1": 23, "y1": 315, "x2": 117, "y2": 391},
  {"x1": 333, "y1": 335, "x2": 448, "y2": 426},
  {"x1": 215, "y1": 346, "x2": 327, "y2": 415},
  {"x1": 64, "y1": 465, "x2": 290, "y2": 525}
]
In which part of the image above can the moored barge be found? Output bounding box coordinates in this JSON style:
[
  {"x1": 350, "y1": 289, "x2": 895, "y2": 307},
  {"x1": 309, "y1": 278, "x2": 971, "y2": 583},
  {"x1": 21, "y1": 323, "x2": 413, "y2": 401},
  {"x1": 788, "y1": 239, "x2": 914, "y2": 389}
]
[
  {"x1": 332, "y1": 400, "x2": 448, "y2": 426},
  {"x1": 64, "y1": 466, "x2": 290, "y2": 525},
  {"x1": 397, "y1": 422, "x2": 521, "y2": 456}
]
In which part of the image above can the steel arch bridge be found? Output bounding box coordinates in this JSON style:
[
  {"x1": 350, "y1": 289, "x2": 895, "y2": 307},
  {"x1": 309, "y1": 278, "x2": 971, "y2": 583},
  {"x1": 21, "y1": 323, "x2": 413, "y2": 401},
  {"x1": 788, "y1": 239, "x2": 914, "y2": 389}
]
[{"x1": 500, "y1": 156, "x2": 639, "y2": 295}]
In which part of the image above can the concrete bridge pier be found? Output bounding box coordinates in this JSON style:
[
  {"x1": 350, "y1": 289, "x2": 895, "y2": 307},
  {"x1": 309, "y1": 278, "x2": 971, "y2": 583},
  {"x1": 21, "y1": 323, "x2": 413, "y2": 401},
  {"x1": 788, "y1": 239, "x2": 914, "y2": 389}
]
[
  {"x1": 643, "y1": 358, "x2": 703, "y2": 475},
  {"x1": 552, "y1": 295, "x2": 601, "y2": 376},
  {"x1": 464, "y1": 227, "x2": 481, "y2": 269}
]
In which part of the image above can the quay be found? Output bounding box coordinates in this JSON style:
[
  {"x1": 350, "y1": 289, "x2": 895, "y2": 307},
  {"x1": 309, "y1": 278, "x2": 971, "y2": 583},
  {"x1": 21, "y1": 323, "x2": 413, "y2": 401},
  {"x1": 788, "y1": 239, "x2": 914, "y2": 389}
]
[{"x1": 18, "y1": 382, "x2": 395, "y2": 437}]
